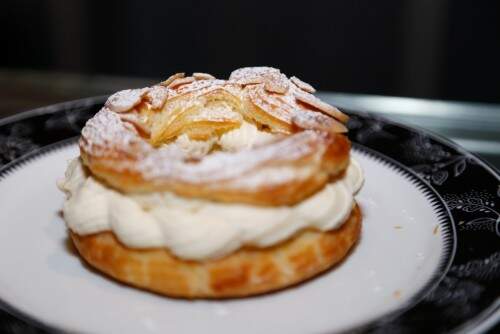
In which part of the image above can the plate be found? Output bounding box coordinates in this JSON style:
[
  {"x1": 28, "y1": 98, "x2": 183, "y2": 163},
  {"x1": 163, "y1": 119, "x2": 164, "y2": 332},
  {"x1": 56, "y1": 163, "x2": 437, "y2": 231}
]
[{"x1": 0, "y1": 97, "x2": 498, "y2": 333}]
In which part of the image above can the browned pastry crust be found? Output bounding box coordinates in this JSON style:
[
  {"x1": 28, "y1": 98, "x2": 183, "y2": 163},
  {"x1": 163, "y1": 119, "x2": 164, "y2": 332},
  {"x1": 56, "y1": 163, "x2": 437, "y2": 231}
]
[
  {"x1": 80, "y1": 131, "x2": 350, "y2": 206},
  {"x1": 79, "y1": 67, "x2": 351, "y2": 206},
  {"x1": 70, "y1": 205, "x2": 361, "y2": 299}
]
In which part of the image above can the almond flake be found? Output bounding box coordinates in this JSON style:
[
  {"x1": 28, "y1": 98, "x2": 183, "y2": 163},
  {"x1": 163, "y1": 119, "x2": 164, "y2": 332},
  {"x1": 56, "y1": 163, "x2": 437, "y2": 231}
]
[
  {"x1": 264, "y1": 75, "x2": 289, "y2": 94},
  {"x1": 292, "y1": 110, "x2": 347, "y2": 133},
  {"x1": 291, "y1": 76, "x2": 316, "y2": 93},
  {"x1": 295, "y1": 91, "x2": 349, "y2": 123},
  {"x1": 105, "y1": 88, "x2": 149, "y2": 113},
  {"x1": 147, "y1": 85, "x2": 171, "y2": 109},
  {"x1": 160, "y1": 73, "x2": 185, "y2": 87},
  {"x1": 168, "y1": 76, "x2": 196, "y2": 89},
  {"x1": 193, "y1": 72, "x2": 216, "y2": 80}
]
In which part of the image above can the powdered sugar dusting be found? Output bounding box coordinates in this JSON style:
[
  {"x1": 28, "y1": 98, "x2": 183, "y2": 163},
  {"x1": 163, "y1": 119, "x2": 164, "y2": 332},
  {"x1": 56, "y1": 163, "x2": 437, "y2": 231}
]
[
  {"x1": 230, "y1": 67, "x2": 347, "y2": 125},
  {"x1": 147, "y1": 130, "x2": 324, "y2": 184},
  {"x1": 229, "y1": 67, "x2": 280, "y2": 83},
  {"x1": 160, "y1": 73, "x2": 185, "y2": 87},
  {"x1": 292, "y1": 109, "x2": 347, "y2": 134},
  {"x1": 295, "y1": 89, "x2": 349, "y2": 122},
  {"x1": 247, "y1": 84, "x2": 294, "y2": 123},
  {"x1": 175, "y1": 79, "x2": 229, "y2": 95},
  {"x1": 168, "y1": 76, "x2": 196, "y2": 89},
  {"x1": 230, "y1": 67, "x2": 289, "y2": 94},
  {"x1": 80, "y1": 109, "x2": 149, "y2": 160},
  {"x1": 105, "y1": 88, "x2": 150, "y2": 113},
  {"x1": 227, "y1": 166, "x2": 313, "y2": 189},
  {"x1": 119, "y1": 113, "x2": 152, "y2": 136},
  {"x1": 147, "y1": 85, "x2": 172, "y2": 109},
  {"x1": 80, "y1": 107, "x2": 328, "y2": 191},
  {"x1": 193, "y1": 72, "x2": 216, "y2": 80},
  {"x1": 80, "y1": 67, "x2": 348, "y2": 197},
  {"x1": 291, "y1": 76, "x2": 316, "y2": 93}
]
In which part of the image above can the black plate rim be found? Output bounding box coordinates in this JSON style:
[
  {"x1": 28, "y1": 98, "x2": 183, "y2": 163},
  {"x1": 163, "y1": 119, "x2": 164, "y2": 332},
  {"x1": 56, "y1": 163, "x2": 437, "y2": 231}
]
[{"x1": 0, "y1": 97, "x2": 498, "y2": 333}]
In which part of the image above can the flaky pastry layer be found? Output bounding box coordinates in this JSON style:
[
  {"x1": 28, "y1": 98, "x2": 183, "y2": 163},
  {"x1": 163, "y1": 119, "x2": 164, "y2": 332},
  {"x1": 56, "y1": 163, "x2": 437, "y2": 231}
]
[{"x1": 79, "y1": 67, "x2": 351, "y2": 206}]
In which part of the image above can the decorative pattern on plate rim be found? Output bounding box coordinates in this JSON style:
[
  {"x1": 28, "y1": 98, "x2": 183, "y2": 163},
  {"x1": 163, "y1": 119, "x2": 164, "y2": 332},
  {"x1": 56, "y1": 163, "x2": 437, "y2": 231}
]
[{"x1": 0, "y1": 99, "x2": 498, "y2": 333}]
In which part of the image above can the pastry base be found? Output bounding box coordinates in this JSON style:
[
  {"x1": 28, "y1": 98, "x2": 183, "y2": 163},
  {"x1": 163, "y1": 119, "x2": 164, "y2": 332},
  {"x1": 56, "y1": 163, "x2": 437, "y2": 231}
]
[{"x1": 70, "y1": 204, "x2": 362, "y2": 299}]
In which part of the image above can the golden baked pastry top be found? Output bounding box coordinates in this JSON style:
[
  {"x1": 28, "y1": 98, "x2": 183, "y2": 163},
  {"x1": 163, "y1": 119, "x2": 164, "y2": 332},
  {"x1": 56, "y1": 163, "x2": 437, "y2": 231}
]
[{"x1": 79, "y1": 67, "x2": 350, "y2": 206}]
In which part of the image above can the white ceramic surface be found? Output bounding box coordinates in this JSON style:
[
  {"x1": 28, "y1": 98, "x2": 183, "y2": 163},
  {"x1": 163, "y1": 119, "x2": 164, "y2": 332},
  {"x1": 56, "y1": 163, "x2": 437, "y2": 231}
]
[{"x1": 0, "y1": 144, "x2": 447, "y2": 333}]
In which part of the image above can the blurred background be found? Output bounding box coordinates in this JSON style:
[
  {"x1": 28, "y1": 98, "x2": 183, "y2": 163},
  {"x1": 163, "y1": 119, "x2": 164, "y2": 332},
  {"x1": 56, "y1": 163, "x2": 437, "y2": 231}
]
[
  {"x1": 1, "y1": 0, "x2": 500, "y2": 111},
  {"x1": 0, "y1": 2, "x2": 499, "y2": 333},
  {"x1": 0, "y1": 0, "x2": 499, "y2": 166}
]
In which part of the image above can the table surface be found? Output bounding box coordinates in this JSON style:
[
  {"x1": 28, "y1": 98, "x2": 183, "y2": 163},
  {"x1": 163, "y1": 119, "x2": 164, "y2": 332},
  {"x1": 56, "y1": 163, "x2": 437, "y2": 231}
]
[{"x1": 0, "y1": 69, "x2": 499, "y2": 334}]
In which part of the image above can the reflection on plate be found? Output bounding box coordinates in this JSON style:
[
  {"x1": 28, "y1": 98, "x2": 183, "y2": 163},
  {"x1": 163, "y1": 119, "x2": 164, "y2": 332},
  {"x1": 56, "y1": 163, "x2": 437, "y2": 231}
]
[{"x1": 0, "y1": 98, "x2": 498, "y2": 333}]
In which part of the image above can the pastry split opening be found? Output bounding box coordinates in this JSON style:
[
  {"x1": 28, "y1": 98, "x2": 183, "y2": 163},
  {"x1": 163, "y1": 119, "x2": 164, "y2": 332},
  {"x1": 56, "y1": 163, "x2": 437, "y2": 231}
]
[{"x1": 125, "y1": 90, "x2": 279, "y2": 160}]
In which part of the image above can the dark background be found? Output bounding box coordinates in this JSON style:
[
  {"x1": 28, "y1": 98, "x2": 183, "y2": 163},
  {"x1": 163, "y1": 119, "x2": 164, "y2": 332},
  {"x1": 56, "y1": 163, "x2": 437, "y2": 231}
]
[
  {"x1": 0, "y1": 2, "x2": 499, "y2": 333},
  {"x1": 1, "y1": 0, "x2": 500, "y2": 103}
]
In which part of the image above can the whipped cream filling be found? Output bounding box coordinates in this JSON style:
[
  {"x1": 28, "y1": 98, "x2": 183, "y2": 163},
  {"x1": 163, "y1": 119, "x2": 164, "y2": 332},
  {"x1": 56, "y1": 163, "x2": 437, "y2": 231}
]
[
  {"x1": 59, "y1": 123, "x2": 363, "y2": 260},
  {"x1": 59, "y1": 157, "x2": 363, "y2": 261},
  {"x1": 170, "y1": 121, "x2": 277, "y2": 159}
]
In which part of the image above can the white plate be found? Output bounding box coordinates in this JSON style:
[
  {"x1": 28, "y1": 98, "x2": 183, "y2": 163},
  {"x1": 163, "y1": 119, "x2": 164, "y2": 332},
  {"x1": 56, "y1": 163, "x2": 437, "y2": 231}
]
[{"x1": 0, "y1": 143, "x2": 452, "y2": 334}]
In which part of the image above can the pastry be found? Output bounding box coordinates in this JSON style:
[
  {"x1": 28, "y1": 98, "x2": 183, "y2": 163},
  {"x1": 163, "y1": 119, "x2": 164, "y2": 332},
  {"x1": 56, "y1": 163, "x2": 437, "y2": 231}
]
[{"x1": 58, "y1": 67, "x2": 364, "y2": 298}]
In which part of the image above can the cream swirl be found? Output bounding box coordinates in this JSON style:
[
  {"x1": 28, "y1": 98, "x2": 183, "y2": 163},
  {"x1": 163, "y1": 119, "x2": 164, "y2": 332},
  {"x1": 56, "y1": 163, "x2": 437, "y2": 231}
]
[
  {"x1": 170, "y1": 122, "x2": 277, "y2": 159},
  {"x1": 58, "y1": 157, "x2": 363, "y2": 261}
]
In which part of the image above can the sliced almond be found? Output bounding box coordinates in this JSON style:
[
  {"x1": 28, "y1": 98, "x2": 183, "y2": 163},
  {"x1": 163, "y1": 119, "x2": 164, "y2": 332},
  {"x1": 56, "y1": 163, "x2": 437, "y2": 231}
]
[
  {"x1": 168, "y1": 76, "x2": 196, "y2": 89},
  {"x1": 159, "y1": 73, "x2": 185, "y2": 87},
  {"x1": 292, "y1": 110, "x2": 347, "y2": 133},
  {"x1": 295, "y1": 90, "x2": 349, "y2": 123},
  {"x1": 264, "y1": 73, "x2": 289, "y2": 94},
  {"x1": 251, "y1": 84, "x2": 292, "y2": 123},
  {"x1": 231, "y1": 77, "x2": 265, "y2": 85},
  {"x1": 229, "y1": 67, "x2": 280, "y2": 87},
  {"x1": 229, "y1": 67, "x2": 278, "y2": 81},
  {"x1": 290, "y1": 76, "x2": 316, "y2": 93},
  {"x1": 105, "y1": 88, "x2": 149, "y2": 113},
  {"x1": 193, "y1": 72, "x2": 216, "y2": 80},
  {"x1": 147, "y1": 85, "x2": 171, "y2": 109}
]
